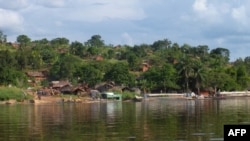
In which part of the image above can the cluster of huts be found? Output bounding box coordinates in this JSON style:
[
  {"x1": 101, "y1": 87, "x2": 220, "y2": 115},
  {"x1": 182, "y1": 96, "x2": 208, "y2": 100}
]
[{"x1": 26, "y1": 71, "x2": 141, "y2": 97}]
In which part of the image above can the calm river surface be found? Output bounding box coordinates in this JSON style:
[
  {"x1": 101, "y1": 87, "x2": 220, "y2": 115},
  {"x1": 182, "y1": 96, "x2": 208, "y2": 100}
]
[{"x1": 0, "y1": 97, "x2": 250, "y2": 141}]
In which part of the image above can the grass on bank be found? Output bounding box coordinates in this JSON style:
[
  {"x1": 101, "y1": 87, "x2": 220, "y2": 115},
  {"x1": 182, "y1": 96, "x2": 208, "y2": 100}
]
[
  {"x1": 121, "y1": 91, "x2": 137, "y2": 100},
  {"x1": 0, "y1": 87, "x2": 33, "y2": 101}
]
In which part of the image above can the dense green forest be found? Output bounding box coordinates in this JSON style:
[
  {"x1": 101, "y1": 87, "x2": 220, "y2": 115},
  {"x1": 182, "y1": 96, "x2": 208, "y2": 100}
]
[{"x1": 0, "y1": 31, "x2": 250, "y2": 94}]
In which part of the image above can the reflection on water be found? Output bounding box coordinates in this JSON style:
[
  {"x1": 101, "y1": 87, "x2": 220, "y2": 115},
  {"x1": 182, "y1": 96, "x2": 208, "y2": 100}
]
[{"x1": 0, "y1": 97, "x2": 250, "y2": 141}]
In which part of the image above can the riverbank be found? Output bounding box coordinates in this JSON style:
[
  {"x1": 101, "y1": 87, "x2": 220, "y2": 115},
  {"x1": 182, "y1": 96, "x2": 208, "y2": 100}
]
[
  {"x1": 0, "y1": 95, "x2": 101, "y2": 104},
  {"x1": 2, "y1": 90, "x2": 250, "y2": 105},
  {"x1": 0, "y1": 87, "x2": 103, "y2": 104}
]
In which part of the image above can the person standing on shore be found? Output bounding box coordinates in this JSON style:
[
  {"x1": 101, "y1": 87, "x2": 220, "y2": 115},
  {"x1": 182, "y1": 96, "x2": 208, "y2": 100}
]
[{"x1": 37, "y1": 90, "x2": 42, "y2": 100}]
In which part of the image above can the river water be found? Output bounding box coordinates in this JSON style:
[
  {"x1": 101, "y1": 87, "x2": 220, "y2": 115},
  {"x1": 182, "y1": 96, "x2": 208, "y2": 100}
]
[{"x1": 0, "y1": 97, "x2": 250, "y2": 141}]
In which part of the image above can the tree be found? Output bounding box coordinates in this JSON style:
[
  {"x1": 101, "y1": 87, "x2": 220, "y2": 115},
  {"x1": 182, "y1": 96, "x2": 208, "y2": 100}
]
[
  {"x1": 244, "y1": 57, "x2": 250, "y2": 75},
  {"x1": 196, "y1": 45, "x2": 209, "y2": 56},
  {"x1": 142, "y1": 64, "x2": 178, "y2": 92},
  {"x1": 70, "y1": 41, "x2": 85, "y2": 57},
  {"x1": 137, "y1": 78, "x2": 156, "y2": 94},
  {"x1": 137, "y1": 79, "x2": 148, "y2": 94},
  {"x1": 107, "y1": 49, "x2": 115, "y2": 59},
  {"x1": 90, "y1": 61, "x2": 112, "y2": 73},
  {"x1": 0, "y1": 50, "x2": 17, "y2": 68},
  {"x1": 50, "y1": 37, "x2": 69, "y2": 47},
  {"x1": 210, "y1": 47, "x2": 230, "y2": 62},
  {"x1": 87, "y1": 46, "x2": 99, "y2": 56},
  {"x1": 161, "y1": 43, "x2": 181, "y2": 64},
  {"x1": 0, "y1": 50, "x2": 27, "y2": 86},
  {"x1": 175, "y1": 56, "x2": 194, "y2": 92},
  {"x1": 0, "y1": 67, "x2": 27, "y2": 86},
  {"x1": 28, "y1": 50, "x2": 43, "y2": 69},
  {"x1": 127, "y1": 53, "x2": 141, "y2": 71},
  {"x1": 16, "y1": 50, "x2": 28, "y2": 70},
  {"x1": 49, "y1": 54, "x2": 81, "y2": 81},
  {"x1": 209, "y1": 53, "x2": 227, "y2": 70},
  {"x1": 224, "y1": 67, "x2": 240, "y2": 90},
  {"x1": 0, "y1": 30, "x2": 7, "y2": 43},
  {"x1": 207, "y1": 69, "x2": 233, "y2": 92},
  {"x1": 192, "y1": 60, "x2": 206, "y2": 95},
  {"x1": 33, "y1": 38, "x2": 49, "y2": 45},
  {"x1": 17, "y1": 35, "x2": 31, "y2": 49},
  {"x1": 131, "y1": 45, "x2": 148, "y2": 58},
  {"x1": 141, "y1": 67, "x2": 159, "y2": 91},
  {"x1": 236, "y1": 65, "x2": 250, "y2": 90},
  {"x1": 151, "y1": 39, "x2": 171, "y2": 51},
  {"x1": 160, "y1": 64, "x2": 179, "y2": 92},
  {"x1": 103, "y1": 63, "x2": 135, "y2": 86},
  {"x1": 180, "y1": 44, "x2": 192, "y2": 54},
  {"x1": 40, "y1": 46, "x2": 58, "y2": 64},
  {"x1": 85, "y1": 35, "x2": 104, "y2": 47},
  {"x1": 75, "y1": 65, "x2": 103, "y2": 87}
]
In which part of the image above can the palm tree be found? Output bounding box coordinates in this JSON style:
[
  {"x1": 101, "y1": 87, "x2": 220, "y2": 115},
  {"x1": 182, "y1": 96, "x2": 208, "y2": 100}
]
[
  {"x1": 192, "y1": 60, "x2": 206, "y2": 95},
  {"x1": 176, "y1": 56, "x2": 193, "y2": 92}
]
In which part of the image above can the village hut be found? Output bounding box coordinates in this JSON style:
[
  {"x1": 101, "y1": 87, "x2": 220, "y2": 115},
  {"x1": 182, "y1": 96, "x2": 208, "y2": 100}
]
[
  {"x1": 95, "y1": 81, "x2": 115, "y2": 92},
  {"x1": 50, "y1": 81, "x2": 73, "y2": 94},
  {"x1": 26, "y1": 71, "x2": 46, "y2": 85}
]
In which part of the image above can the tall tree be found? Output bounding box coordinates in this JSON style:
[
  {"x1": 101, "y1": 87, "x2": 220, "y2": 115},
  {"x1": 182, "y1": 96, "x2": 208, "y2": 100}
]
[
  {"x1": 0, "y1": 50, "x2": 26, "y2": 86},
  {"x1": 103, "y1": 63, "x2": 134, "y2": 86},
  {"x1": 151, "y1": 39, "x2": 171, "y2": 51},
  {"x1": 87, "y1": 46, "x2": 99, "y2": 56},
  {"x1": 196, "y1": 45, "x2": 209, "y2": 56},
  {"x1": 16, "y1": 35, "x2": 31, "y2": 49},
  {"x1": 85, "y1": 35, "x2": 104, "y2": 47},
  {"x1": 49, "y1": 54, "x2": 81, "y2": 81},
  {"x1": 40, "y1": 46, "x2": 58, "y2": 64},
  {"x1": 33, "y1": 38, "x2": 49, "y2": 45},
  {"x1": 236, "y1": 65, "x2": 250, "y2": 90},
  {"x1": 70, "y1": 41, "x2": 85, "y2": 57},
  {"x1": 127, "y1": 53, "x2": 141, "y2": 71},
  {"x1": 176, "y1": 56, "x2": 194, "y2": 92},
  {"x1": 192, "y1": 60, "x2": 206, "y2": 95},
  {"x1": 28, "y1": 50, "x2": 43, "y2": 69},
  {"x1": 16, "y1": 50, "x2": 28, "y2": 70},
  {"x1": 131, "y1": 45, "x2": 148, "y2": 58},
  {"x1": 0, "y1": 30, "x2": 7, "y2": 43},
  {"x1": 180, "y1": 44, "x2": 192, "y2": 55},
  {"x1": 50, "y1": 37, "x2": 69, "y2": 48},
  {"x1": 207, "y1": 69, "x2": 233, "y2": 92},
  {"x1": 75, "y1": 65, "x2": 103, "y2": 87},
  {"x1": 107, "y1": 49, "x2": 115, "y2": 59},
  {"x1": 210, "y1": 47, "x2": 230, "y2": 62},
  {"x1": 142, "y1": 64, "x2": 178, "y2": 92},
  {"x1": 244, "y1": 57, "x2": 250, "y2": 75},
  {"x1": 0, "y1": 50, "x2": 16, "y2": 68}
]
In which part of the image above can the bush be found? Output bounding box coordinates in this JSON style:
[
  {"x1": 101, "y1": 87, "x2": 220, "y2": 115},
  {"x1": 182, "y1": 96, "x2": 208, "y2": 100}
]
[
  {"x1": 121, "y1": 91, "x2": 136, "y2": 100},
  {"x1": 0, "y1": 87, "x2": 33, "y2": 101}
]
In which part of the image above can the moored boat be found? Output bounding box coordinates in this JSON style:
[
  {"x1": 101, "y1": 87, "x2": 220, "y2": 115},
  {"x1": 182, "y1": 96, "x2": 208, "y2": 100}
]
[{"x1": 134, "y1": 95, "x2": 143, "y2": 102}]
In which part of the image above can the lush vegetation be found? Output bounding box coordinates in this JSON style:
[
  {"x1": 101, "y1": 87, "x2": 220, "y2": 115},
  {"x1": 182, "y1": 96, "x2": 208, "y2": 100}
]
[
  {"x1": 0, "y1": 87, "x2": 33, "y2": 101},
  {"x1": 1, "y1": 31, "x2": 250, "y2": 94}
]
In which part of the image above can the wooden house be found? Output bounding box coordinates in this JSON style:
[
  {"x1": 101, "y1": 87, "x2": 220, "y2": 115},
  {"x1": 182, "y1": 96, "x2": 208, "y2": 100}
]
[
  {"x1": 141, "y1": 62, "x2": 150, "y2": 72},
  {"x1": 113, "y1": 45, "x2": 121, "y2": 49},
  {"x1": 26, "y1": 71, "x2": 46, "y2": 85},
  {"x1": 50, "y1": 81, "x2": 73, "y2": 94}
]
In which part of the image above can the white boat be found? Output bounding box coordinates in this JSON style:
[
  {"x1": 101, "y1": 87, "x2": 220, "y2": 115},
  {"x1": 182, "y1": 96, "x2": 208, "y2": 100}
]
[{"x1": 134, "y1": 95, "x2": 143, "y2": 102}]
